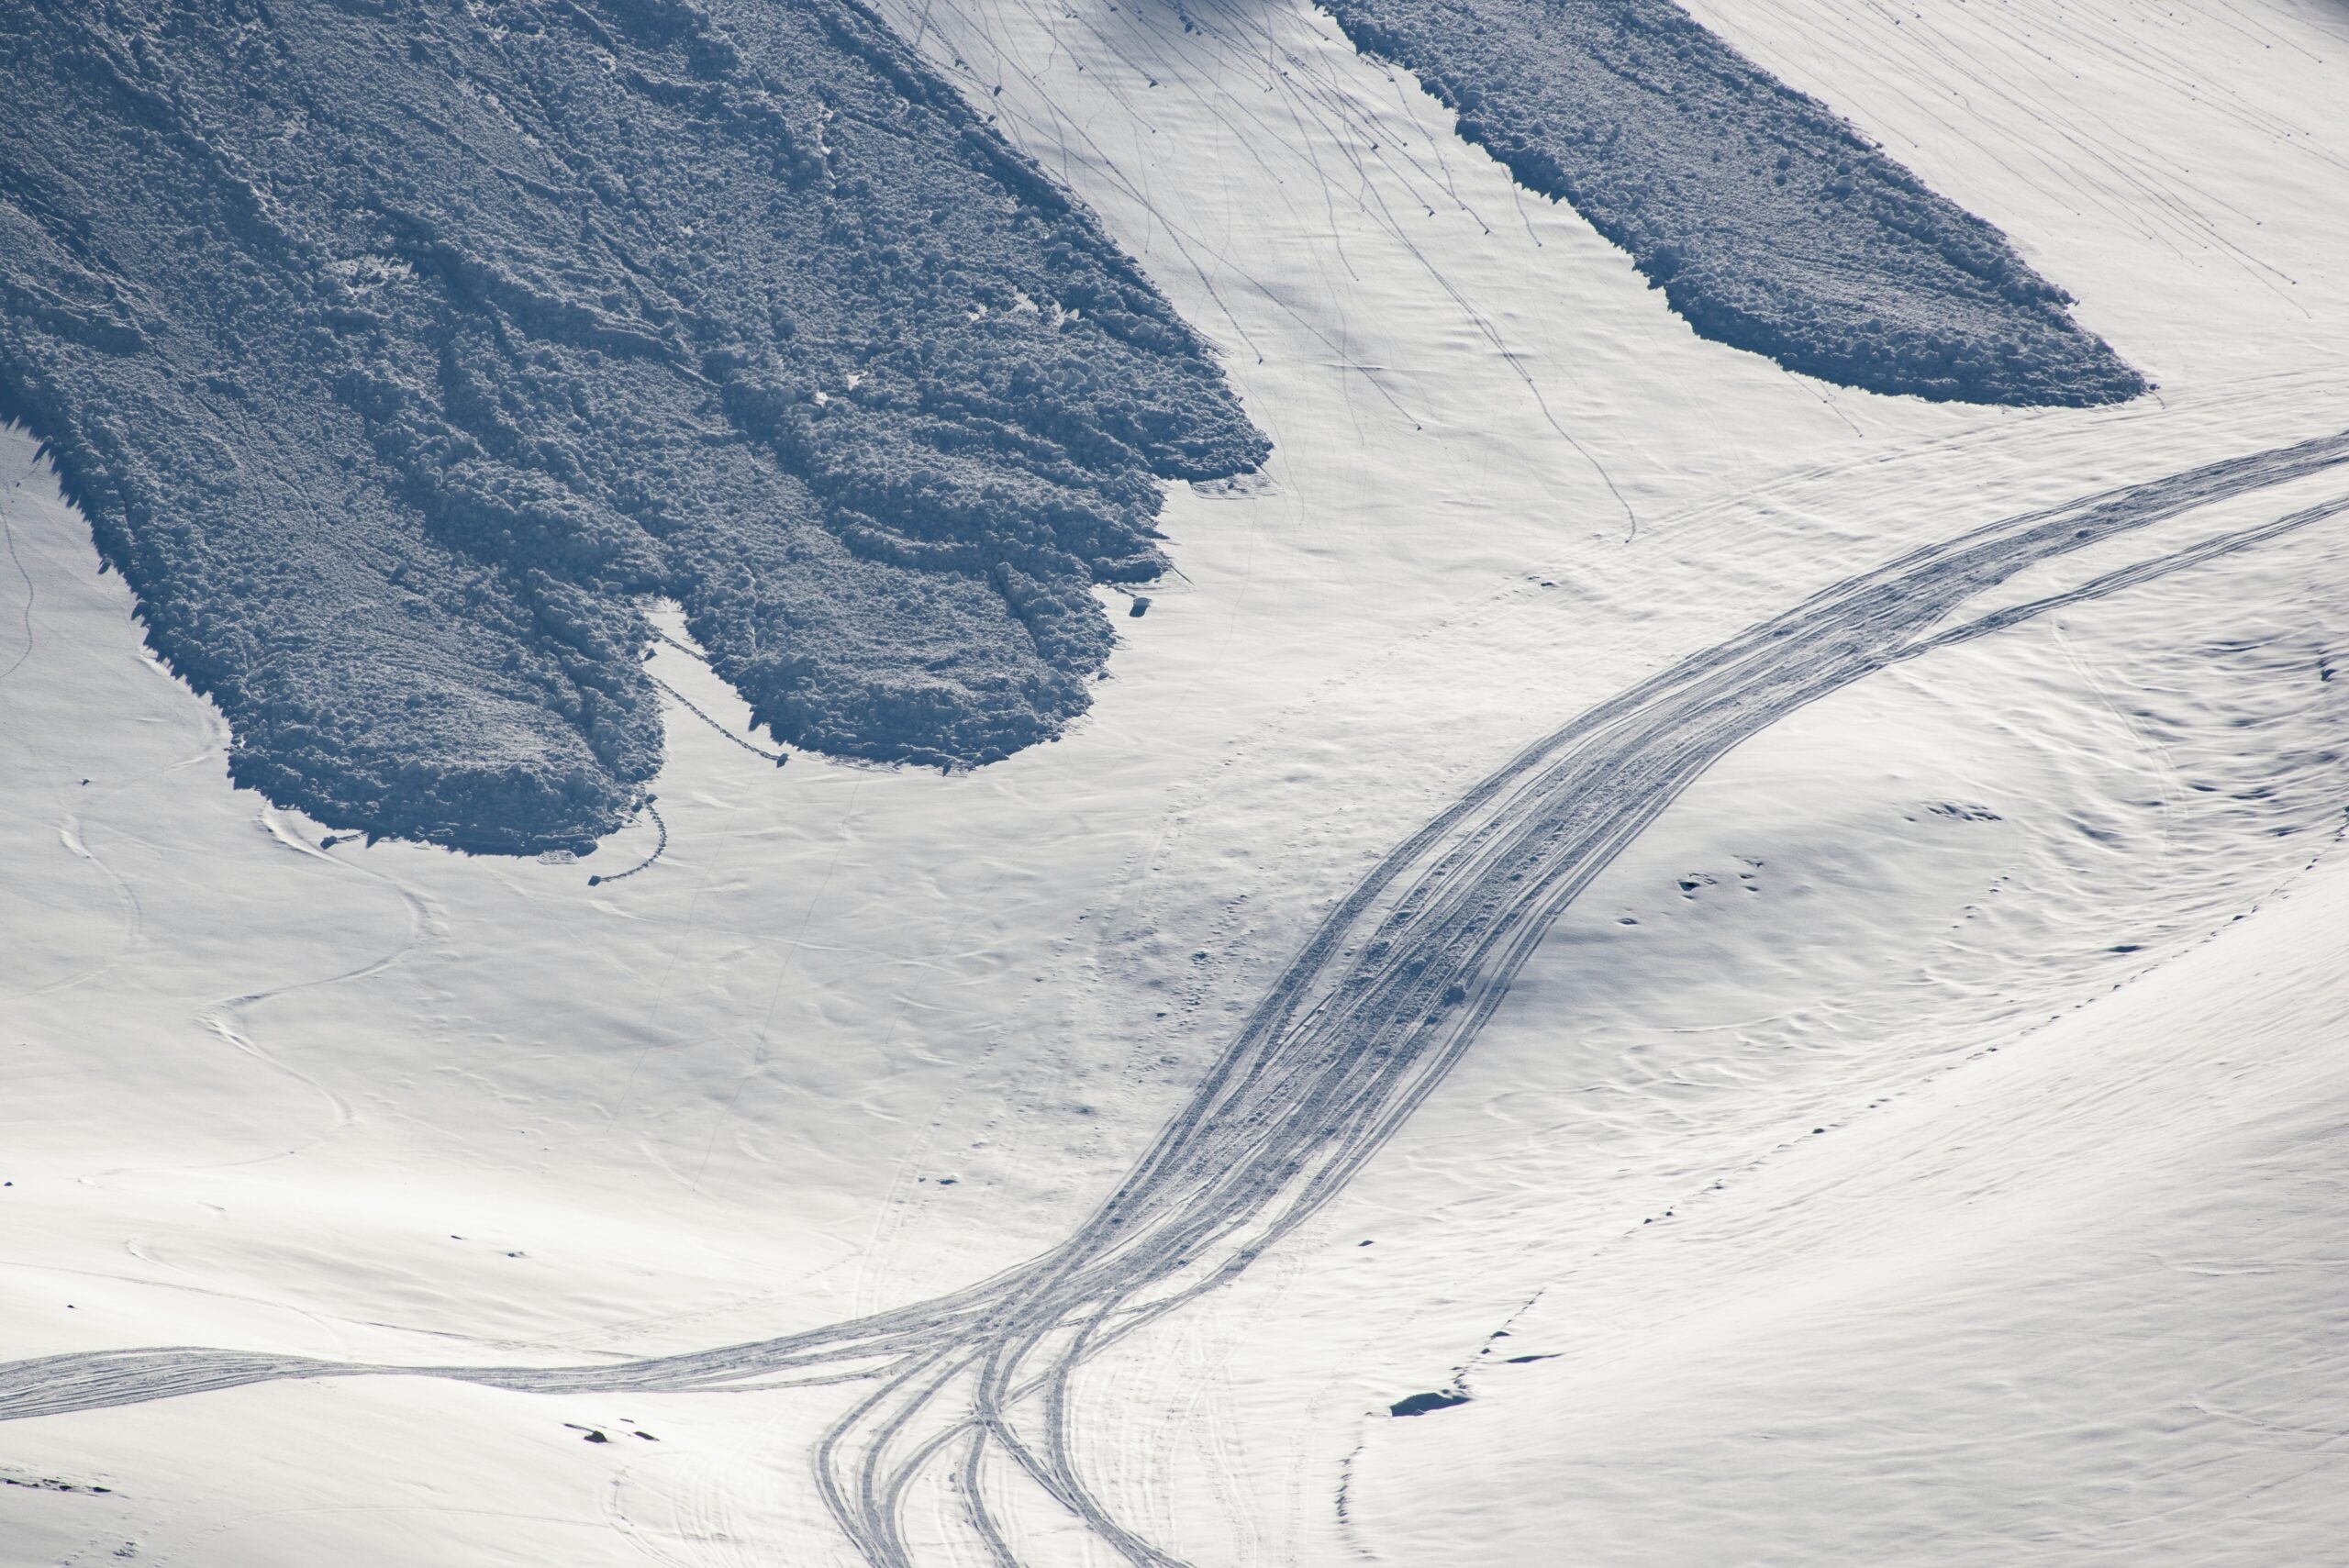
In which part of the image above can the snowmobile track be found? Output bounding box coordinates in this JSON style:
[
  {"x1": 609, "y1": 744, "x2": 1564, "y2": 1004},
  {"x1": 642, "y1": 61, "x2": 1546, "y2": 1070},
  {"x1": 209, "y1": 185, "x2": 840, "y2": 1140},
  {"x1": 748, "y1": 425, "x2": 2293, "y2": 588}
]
[{"x1": 5, "y1": 431, "x2": 2348, "y2": 1567}]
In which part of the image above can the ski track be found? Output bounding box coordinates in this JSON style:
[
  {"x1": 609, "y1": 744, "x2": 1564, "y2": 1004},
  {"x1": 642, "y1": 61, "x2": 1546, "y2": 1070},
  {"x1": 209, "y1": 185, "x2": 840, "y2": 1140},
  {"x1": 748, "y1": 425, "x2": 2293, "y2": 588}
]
[
  {"x1": 5, "y1": 433, "x2": 2349, "y2": 1567},
  {"x1": 591, "y1": 802, "x2": 670, "y2": 887},
  {"x1": 648, "y1": 673, "x2": 788, "y2": 768}
]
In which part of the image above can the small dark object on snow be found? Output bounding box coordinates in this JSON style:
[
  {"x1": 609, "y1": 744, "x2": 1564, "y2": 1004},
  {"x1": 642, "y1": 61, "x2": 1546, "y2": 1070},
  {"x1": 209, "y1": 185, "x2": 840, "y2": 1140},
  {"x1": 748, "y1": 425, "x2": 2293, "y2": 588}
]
[
  {"x1": 1389, "y1": 1391, "x2": 1472, "y2": 1418},
  {"x1": 1129, "y1": 595, "x2": 1152, "y2": 618}
]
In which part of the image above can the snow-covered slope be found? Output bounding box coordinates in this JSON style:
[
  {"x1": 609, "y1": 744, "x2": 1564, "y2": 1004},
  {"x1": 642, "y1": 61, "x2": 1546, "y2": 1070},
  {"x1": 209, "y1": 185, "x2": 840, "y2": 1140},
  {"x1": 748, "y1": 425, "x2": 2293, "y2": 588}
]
[
  {"x1": 1351, "y1": 807, "x2": 2349, "y2": 1568},
  {"x1": 5, "y1": 0, "x2": 2347, "y2": 1563}
]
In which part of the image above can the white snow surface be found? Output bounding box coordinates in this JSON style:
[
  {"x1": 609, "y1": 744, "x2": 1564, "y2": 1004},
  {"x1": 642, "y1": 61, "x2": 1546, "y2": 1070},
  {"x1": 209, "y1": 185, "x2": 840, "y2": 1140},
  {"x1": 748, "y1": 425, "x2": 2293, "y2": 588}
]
[{"x1": 6, "y1": 0, "x2": 2349, "y2": 1563}]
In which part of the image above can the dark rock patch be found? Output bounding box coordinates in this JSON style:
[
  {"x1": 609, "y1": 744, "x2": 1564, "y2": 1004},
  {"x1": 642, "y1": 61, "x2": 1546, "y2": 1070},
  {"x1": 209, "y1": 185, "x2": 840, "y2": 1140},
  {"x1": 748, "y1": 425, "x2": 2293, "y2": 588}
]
[
  {"x1": 0, "y1": 0, "x2": 1263, "y2": 853},
  {"x1": 1317, "y1": 0, "x2": 2144, "y2": 406},
  {"x1": 1388, "y1": 1389, "x2": 1472, "y2": 1417}
]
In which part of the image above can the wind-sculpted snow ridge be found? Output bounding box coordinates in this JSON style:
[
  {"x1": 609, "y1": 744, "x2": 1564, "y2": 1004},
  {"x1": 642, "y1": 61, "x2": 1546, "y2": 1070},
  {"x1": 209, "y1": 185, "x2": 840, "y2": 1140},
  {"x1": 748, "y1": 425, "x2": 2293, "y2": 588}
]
[
  {"x1": 5, "y1": 433, "x2": 2345, "y2": 1565},
  {"x1": 0, "y1": 0, "x2": 1264, "y2": 854},
  {"x1": 1316, "y1": 0, "x2": 2145, "y2": 406}
]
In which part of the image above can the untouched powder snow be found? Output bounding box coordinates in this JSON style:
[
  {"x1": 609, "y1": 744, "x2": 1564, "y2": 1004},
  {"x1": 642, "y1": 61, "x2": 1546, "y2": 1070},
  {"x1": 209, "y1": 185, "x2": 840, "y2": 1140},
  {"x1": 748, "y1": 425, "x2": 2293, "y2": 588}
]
[{"x1": 4, "y1": 0, "x2": 2348, "y2": 1563}]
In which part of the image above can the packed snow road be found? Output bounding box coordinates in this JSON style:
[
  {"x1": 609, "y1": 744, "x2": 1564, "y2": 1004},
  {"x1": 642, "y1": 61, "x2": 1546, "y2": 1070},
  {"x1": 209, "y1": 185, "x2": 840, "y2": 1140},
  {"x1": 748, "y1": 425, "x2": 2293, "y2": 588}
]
[{"x1": 5, "y1": 431, "x2": 2347, "y2": 1567}]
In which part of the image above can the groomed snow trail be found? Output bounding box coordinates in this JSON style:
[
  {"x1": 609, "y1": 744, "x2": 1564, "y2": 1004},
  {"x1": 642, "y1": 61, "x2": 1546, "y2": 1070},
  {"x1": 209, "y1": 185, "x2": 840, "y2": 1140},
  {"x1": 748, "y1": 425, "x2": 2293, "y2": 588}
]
[{"x1": 4, "y1": 432, "x2": 2347, "y2": 1566}]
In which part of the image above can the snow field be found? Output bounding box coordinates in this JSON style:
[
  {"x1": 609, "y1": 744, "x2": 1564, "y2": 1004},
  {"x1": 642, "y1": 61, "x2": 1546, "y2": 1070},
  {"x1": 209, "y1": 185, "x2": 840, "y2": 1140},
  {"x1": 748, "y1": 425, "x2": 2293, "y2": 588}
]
[{"x1": 6, "y1": 0, "x2": 2349, "y2": 1562}]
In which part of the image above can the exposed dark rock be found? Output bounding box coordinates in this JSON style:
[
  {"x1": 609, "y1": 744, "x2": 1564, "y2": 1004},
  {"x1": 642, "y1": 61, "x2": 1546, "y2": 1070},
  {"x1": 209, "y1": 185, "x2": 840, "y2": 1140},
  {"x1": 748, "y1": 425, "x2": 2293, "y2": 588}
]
[
  {"x1": 0, "y1": 0, "x2": 1263, "y2": 852},
  {"x1": 1388, "y1": 1389, "x2": 1472, "y2": 1417},
  {"x1": 1318, "y1": 0, "x2": 2144, "y2": 406}
]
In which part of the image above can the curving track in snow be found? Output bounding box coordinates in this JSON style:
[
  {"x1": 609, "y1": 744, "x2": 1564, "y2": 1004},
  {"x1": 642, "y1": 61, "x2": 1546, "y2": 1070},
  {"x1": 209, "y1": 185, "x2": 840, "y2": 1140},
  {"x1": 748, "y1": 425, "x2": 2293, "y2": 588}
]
[{"x1": 5, "y1": 432, "x2": 2348, "y2": 1566}]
